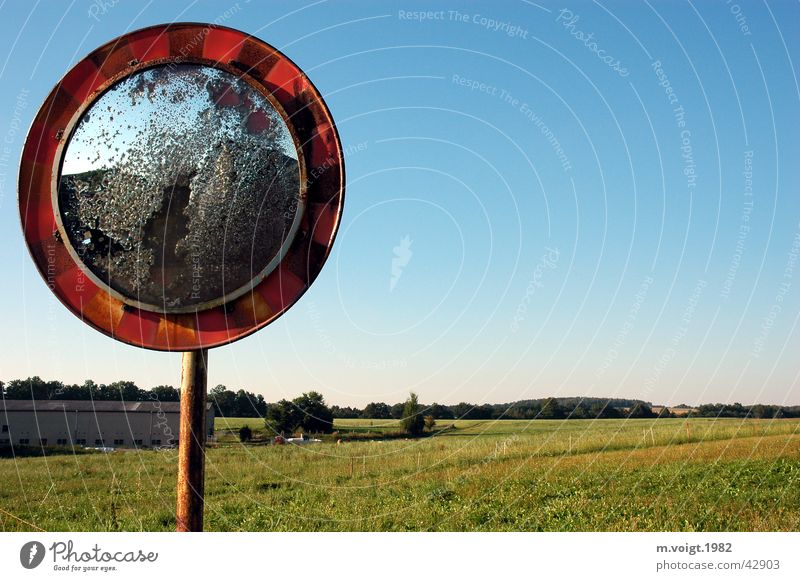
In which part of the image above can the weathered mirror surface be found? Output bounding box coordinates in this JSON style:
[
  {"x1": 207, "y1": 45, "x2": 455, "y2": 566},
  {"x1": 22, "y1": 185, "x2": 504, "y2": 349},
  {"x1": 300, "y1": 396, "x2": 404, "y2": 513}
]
[{"x1": 58, "y1": 64, "x2": 302, "y2": 313}]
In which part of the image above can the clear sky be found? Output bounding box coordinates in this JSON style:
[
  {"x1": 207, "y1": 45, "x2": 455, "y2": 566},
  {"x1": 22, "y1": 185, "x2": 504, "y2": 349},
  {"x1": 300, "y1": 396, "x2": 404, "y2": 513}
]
[{"x1": 0, "y1": 0, "x2": 798, "y2": 407}]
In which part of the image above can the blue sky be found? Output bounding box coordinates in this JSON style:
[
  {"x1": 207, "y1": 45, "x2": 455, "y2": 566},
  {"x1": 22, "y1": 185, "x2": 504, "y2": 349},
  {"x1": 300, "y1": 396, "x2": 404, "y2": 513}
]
[{"x1": 0, "y1": 0, "x2": 798, "y2": 407}]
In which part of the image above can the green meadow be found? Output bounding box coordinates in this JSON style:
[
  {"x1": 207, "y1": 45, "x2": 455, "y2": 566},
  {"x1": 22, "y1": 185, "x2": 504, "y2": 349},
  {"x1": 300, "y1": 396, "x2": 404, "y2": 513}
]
[{"x1": 1, "y1": 418, "x2": 798, "y2": 531}]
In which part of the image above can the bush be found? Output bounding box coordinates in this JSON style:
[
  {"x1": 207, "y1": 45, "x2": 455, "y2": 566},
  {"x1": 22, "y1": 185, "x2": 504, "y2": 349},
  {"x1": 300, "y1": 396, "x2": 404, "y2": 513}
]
[{"x1": 239, "y1": 425, "x2": 252, "y2": 442}]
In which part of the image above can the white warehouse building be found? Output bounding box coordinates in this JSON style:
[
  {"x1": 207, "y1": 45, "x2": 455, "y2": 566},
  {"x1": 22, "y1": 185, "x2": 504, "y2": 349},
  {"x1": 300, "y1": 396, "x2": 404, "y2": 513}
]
[{"x1": 0, "y1": 400, "x2": 214, "y2": 448}]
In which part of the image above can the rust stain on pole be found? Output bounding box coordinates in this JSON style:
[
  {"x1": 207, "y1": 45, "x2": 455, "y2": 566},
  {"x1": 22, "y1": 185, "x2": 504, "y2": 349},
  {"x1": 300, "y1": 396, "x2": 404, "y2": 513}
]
[{"x1": 176, "y1": 349, "x2": 208, "y2": 532}]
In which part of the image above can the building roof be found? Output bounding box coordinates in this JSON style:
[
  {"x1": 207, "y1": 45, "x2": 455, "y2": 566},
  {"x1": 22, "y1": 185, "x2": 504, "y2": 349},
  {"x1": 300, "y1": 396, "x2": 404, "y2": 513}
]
[{"x1": 0, "y1": 400, "x2": 212, "y2": 413}]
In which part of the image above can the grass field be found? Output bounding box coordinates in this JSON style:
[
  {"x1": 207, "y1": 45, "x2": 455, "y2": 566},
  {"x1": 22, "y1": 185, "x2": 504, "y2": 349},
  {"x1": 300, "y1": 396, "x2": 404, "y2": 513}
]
[{"x1": 1, "y1": 417, "x2": 798, "y2": 531}]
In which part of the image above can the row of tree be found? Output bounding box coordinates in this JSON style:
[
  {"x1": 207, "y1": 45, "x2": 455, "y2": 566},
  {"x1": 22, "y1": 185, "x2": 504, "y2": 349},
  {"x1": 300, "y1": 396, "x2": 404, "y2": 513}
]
[
  {"x1": 209, "y1": 385, "x2": 267, "y2": 418},
  {"x1": 0, "y1": 377, "x2": 267, "y2": 418},
  {"x1": 4, "y1": 378, "x2": 798, "y2": 430},
  {"x1": 265, "y1": 391, "x2": 429, "y2": 436},
  {"x1": 263, "y1": 392, "x2": 688, "y2": 438},
  {"x1": 333, "y1": 398, "x2": 800, "y2": 421},
  {"x1": 332, "y1": 397, "x2": 670, "y2": 421},
  {"x1": 690, "y1": 403, "x2": 800, "y2": 419},
  {"x1": 1, "y1": 377, "x2": 181, "y2": 402}
]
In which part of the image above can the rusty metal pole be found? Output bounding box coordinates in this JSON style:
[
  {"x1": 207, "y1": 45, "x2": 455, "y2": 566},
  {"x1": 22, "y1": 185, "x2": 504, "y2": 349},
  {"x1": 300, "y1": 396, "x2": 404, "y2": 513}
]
[{"x1": 176, "y1": 349, "x2": 208, "y2": 532}]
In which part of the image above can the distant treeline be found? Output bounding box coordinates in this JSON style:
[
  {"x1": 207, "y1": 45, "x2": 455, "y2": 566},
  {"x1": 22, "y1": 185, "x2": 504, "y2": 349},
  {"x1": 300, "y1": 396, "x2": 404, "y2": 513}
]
[
  {"x1": 332, "y1": 397, "x2": 800, "y2": 420},
  {"x1": 2, "y1": 377, "x2": 798, "y2": 420},
  {"x1": 332, "y1": 398, "x2": 668, "y2": 420},
  {"x1": 0, "y1": 377, "x2": 267, "y2": 418},
  {"x1": 690, "y1": 402, "x2": 800, "y2": 419}
]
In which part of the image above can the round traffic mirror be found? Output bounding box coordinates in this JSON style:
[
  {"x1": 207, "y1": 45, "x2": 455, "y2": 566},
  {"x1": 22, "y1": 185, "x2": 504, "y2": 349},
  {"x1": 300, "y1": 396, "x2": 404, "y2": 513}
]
[
  {"x1": 58, "y1": 63, "x2": 304, "y2": 313},
  {"x1": 20, "y1": 23, "x2": 345, "y2": 351}
]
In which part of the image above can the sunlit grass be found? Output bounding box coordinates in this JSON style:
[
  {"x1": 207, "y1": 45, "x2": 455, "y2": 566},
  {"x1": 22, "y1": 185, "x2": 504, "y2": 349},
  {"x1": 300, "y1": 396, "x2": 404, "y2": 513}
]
[{"x1": 1, "y1": 418, "x2": 798, "y2": 531}]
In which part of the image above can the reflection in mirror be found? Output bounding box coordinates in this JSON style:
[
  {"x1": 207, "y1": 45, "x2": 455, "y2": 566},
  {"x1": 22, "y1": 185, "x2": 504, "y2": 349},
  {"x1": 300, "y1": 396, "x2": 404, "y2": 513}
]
[{"x1": 58, "y1": 64, "x2": 302, "y2": 312}]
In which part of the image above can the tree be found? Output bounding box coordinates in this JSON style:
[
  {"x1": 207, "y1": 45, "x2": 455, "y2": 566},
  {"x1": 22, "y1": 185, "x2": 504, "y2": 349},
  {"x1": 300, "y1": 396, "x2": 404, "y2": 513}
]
[
  {"x1": 390, "y1": 402, "x2": 405, "y2": 419},
  {"x1": 45, "y1": 380, "x2": 65, "y2": 399},
  {"x1": 109, "y1": 380, "x2": 142, "y2": 402},
  {"x1": 265, "y1": 399, "x2": 298, "y2": 436},
  {"x1": 4, "y1": 377, "x2": 48, "y2": 400},
  {"x1": 331, "y1": 405, "x2": 361, "y2": 418},
  {"x1": 232, "y1": 389, "x2": 267, "y2": 418},
  {"x1": 239, "y1": 425, "x2": 253, "y2": 442},
  {"x1": 450, "y1": 402, "x2": 494, "y2": 419},
  {"x1": 453, "y1": 402, "x2": 475, "y2": 419},
  {"x1": 253, "y1": 394, "x2": 268, "y2": 417},
  {"x1": 427, "y1": 402, "x2": 454, "y2": 419},
  {"x1": 539, "y1": 398, "x2": 564, "y2": 419},
  {"x1": 54, "y1": 382, "x2": 90, "y2": 400},
  {"x1": 95, "y1": 382, "x2": 116, "y2": 401},
  {"x1": 424, "y1": 415, "x2": 436, "y2": 431},
  {"x1": 148, "y1": 385, "x2": 179, "y2": 401},
  {"x1": 234, "y1": 389, "x2": 255, "y2": 417},
  {"x1": 82, "y1": 380, "x2": 100, "y2": 399},
  {"x1": 264, "y1": 392, "x2": 334, "y2": 436},
  {"x1": 401, "y1": 392, "x2": 425, "y2": 436},
  {"x1": 361, "y1": 402, "x2": 391, "y2": 419},
  {"x1": 589, "y1": 400, "x2": 621, "y2": 419},
  {"x1": 568, "y1": 404, "x2": 588, "y2": 419},
  {"x1": 208, "y1": 385, "x2": 266, "y2": 417},
  {"x1": 506, "y1": 401, "x2": 541, "y2": 419},
  {"x1": 292, "y1": 391, "x2": 334, "y2": 434},
  {"x1": 209, "y1": 384, "x2": 236, "y2": 417}
]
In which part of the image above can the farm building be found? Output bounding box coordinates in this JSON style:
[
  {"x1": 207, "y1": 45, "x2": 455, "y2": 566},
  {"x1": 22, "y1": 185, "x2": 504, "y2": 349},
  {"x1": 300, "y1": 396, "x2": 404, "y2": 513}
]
[{"x1": 0, "y1": 400, "x2": 214, "y2": 449}]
